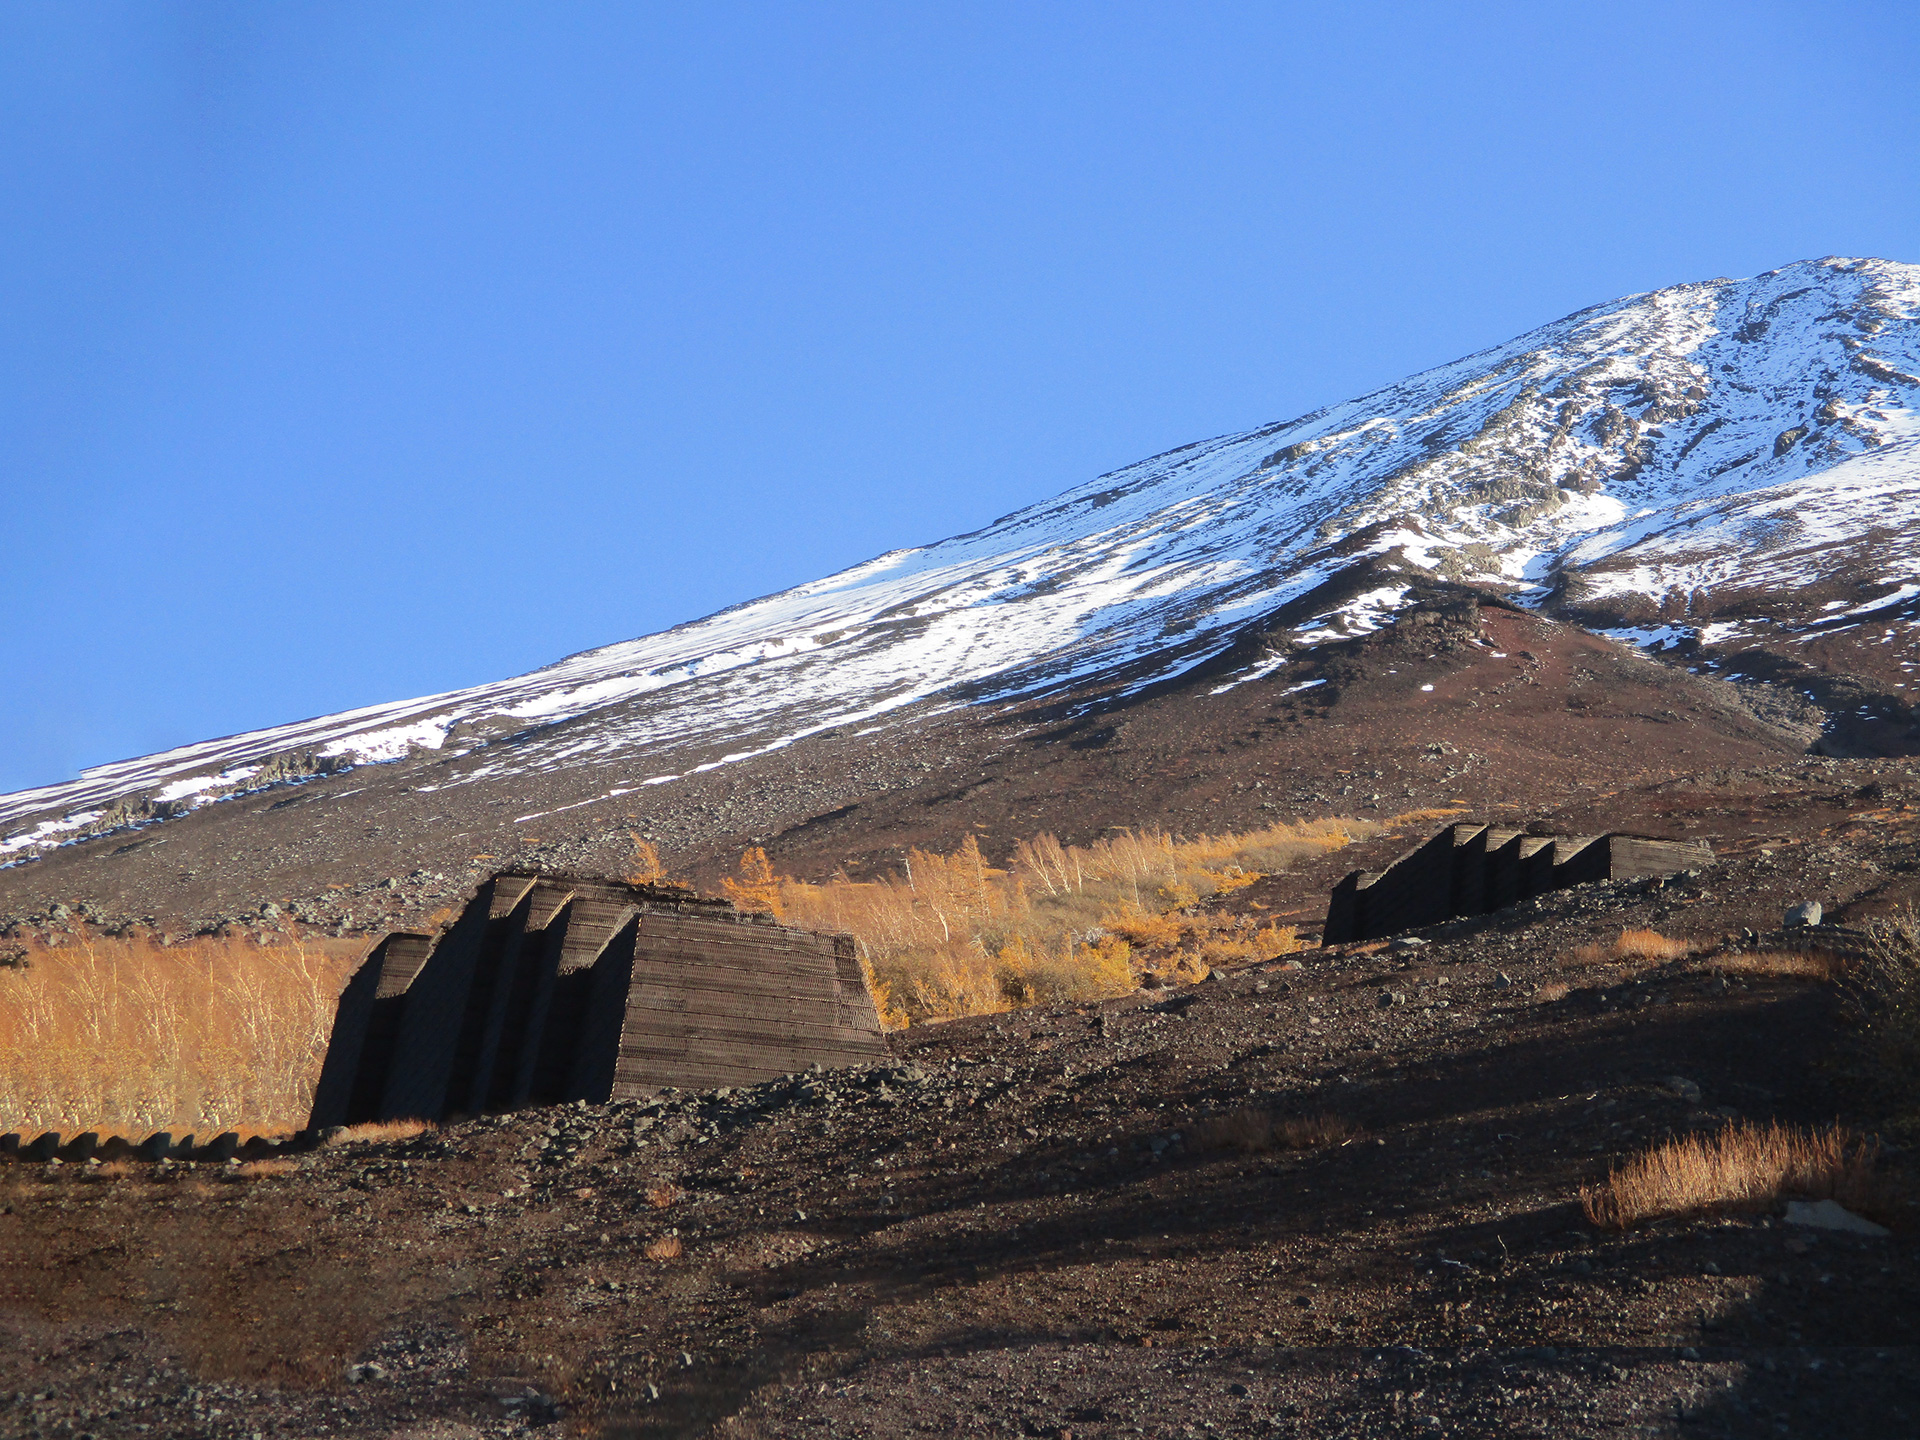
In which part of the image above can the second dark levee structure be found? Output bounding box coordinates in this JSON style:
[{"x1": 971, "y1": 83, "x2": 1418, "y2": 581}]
[{"x1": 1323, "y1": 823, "x2": 1714, "y2": 943}]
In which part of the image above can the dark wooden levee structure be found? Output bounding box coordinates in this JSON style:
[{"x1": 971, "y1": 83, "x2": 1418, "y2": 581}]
[
  {"x1": 1323, "y1": 823, "x2": 1714, "y2": 944},
  {"x1": 308, "y1": 872, "x2": 888, "y2": 1127}
]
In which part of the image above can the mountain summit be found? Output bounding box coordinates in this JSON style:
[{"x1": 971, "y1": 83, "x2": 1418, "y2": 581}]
[{"x1": 4, "y1": 257, "x2": 1917, "y2": 914}]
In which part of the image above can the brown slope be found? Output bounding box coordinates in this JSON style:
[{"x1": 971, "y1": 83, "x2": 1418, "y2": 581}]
[
  {"x1": 730, "y1": 594, "x2": 1818, "y2": 890},
  {"x1": 0, "y1": 594, "x2": 1818, "y2": 940}
]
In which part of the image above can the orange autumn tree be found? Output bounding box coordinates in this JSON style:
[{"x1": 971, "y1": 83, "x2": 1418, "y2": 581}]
[
  {"x1": 721, "y1": 846, "x2": 785, "y2": 918},
  {"x1": 623, "y1": 832, "x2": 668, "y2": 886}
]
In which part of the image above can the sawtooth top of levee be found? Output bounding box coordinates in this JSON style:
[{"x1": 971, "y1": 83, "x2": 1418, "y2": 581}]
[{"x1": 1323, "y1": 822, "x2": 1714, "y2": 945}]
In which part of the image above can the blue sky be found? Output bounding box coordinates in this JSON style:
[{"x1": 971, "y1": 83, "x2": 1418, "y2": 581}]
[{"x1": 3, "y1": 1, "x2": 1917, "y2": 795}]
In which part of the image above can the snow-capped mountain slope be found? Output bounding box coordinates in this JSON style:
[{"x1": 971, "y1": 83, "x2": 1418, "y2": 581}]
[{"x1": 6, "y1": 255, "x2": 1918, "y2": 857}]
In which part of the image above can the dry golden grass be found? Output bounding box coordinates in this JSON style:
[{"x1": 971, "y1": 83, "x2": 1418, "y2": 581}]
[
  {"x1": 233, "y1": 1158, "x2": 298, "y2": 1180},
  {"x1": 1581, "y1": 1121, "x2": 1888, "y2": 1230},
  {"x1": 645, "y1": 1181, "x2": 682, "y2": 1209},
  {"x1": 644, "y1": 1235, "x2": 683, "y2": 1261},
  {"x1": 1702, "y1": 949, "x2": 1847, "y2": 981},
  {"x1": 1535, "y1": 980, "x2": 1571, "y2": 1002},
  {"x1": 324, "y1": 1118, "x2": 434, "y2": 1146},
  {"x1": 0, "y1": 927, "x2": 357, "y2": 1137},
  {"x1": 1190, "y1": 1107, "x2": 1358, "y2": 1154},
  {"x1": 1279, "y1": 1113, "x2": 1360, "y2": 1148},
  {"x1": 760, "y1": 817, "x2": 1370, "y2": 1026},
  {"x1": 1380, "y1": 806, "x2": 1472, "y2": 828},
  {"x1": 89, "y1": 1160, "x2": 134, "y2": 1181},
  {"x1": 1566, "y1": 927, "x2": 1694, "y2": 968}
]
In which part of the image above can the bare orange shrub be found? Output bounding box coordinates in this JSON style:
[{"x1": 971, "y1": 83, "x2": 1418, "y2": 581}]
[
  {"x1": 645, "y1": 1181, "x2": 682, "y2": 1209},
  {"x1": 1581, "y1": 1121, "x2": 1887, "y2": 1229},
  {"x1": 1103, "y1": 907, "x2": 1185, "y2": 949},
  {"x1": 0, "y1": 927, "x2": 357, "y2": 1136}
]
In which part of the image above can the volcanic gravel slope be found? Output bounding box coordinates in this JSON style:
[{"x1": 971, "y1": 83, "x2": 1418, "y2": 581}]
[
  {"x1": 0, "y1": 591, "x2": 1827, "y2": 938},
  {"x1": 4, "y1": 757, "x2": 1919, "y2": 1438},
  {"x1": 4, "y1": 256, "x2": 1920, "y2": 932}
]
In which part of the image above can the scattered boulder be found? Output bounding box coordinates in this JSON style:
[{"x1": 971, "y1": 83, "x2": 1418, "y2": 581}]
[
  {"x1": 1785, "y1": 901, "x2": 1823, "y2": 928},
  {"x1": 1784, "y1": 1198, "x2": 1889, "y2": 1236}
]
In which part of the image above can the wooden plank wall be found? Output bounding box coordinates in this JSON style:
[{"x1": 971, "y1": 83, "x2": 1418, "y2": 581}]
[
  {"x1": 564, "y1": 912, "x2": 641, "y2": 1103},
  {"x1": 612, "y1": 911, "x2": 888, "y2": 1098},
  {"x1": 1357, "y1": 825, "x2": 1479, "y2": 938}
]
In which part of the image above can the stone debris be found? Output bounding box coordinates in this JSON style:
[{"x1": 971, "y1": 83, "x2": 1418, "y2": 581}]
[{"x1": 1783, "y1": 1198, "x2": 1890, "y2": 1236}]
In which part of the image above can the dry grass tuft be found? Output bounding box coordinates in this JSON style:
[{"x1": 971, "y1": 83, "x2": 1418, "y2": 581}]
[
  {"x1": 1581, "y1": 1121, "x2": 1888, "y2": 1230},
  {"x1": 86, "y1": 1160, "x2": 134, "y2": 1181},
  {"x1": 233, "y1": 1158, "x2": 298, "y2": 1180},
  {"x1": 1535, "y1": 980, "x2": 1571, "y2": 1003},
  {"x1": 644, "y1": 1235, "x2": 683, "y2": 1261},
  {"x1": 1278, "y1": 1113, "x2": 1360, "y2": 1149},
  {"x1": 324, "y1": 1118, "x2": 434, "y2": 1147},
  {"x1": 1380, "y1": 807, "x2": 1472, "y2": 829},
  {"x1": 1191, "y1": 1107, "x2": 1358, "y2": 1154},
  {"x1": 645, "y1": 1181, "x2": 682, "y2": 1209},
  {"x1": 1567, "y1": 928, "x2": 1694, "y2": 968},
  {"x1": 1703, "y1": 949, "x2": 1846, "y2": 981},
  {"x1": 0, "y1": 927, "x2": 357, "y2": 1137},
  {"x1": 1190, "y1": 1107, "x2": 1275, "y2": 1153}
]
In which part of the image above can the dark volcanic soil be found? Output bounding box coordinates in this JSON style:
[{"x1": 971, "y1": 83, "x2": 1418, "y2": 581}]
[{"x1": 4, "y1": 767, "x2": 1918, "y2": 1439}]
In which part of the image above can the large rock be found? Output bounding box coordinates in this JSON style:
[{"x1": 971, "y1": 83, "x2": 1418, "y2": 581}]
[{"x1": 1784, "y1": 1198, "x2": 1888, "y2": 1236}]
